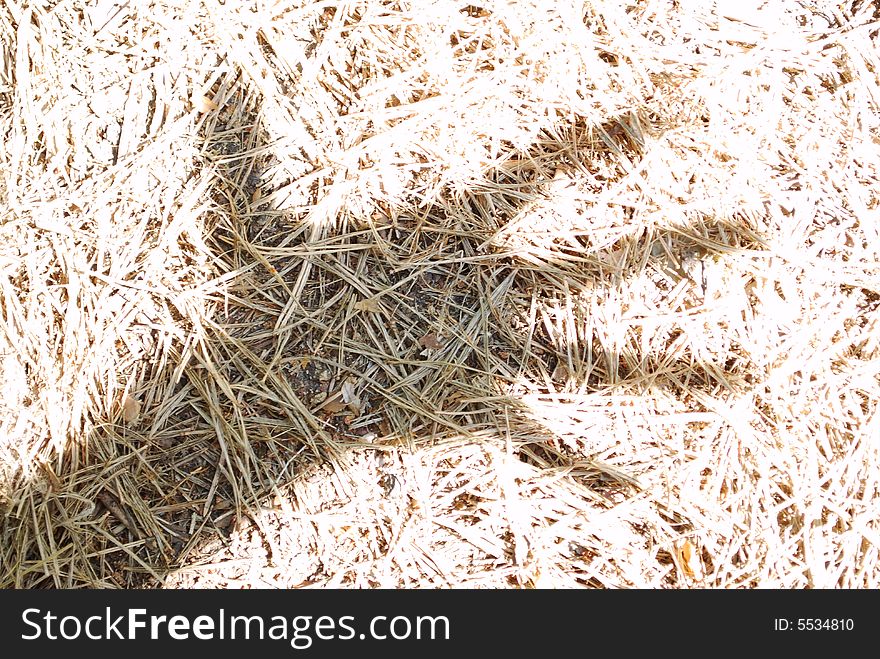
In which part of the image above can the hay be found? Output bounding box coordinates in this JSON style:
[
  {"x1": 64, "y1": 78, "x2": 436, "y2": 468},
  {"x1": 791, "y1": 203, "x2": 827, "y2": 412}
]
[{"x1": 1, "y1": 0, "x2": 879, "y2": 588}]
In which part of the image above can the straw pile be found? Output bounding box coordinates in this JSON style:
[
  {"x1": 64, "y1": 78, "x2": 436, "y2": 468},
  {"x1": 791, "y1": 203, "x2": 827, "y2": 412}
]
[{"x1": 1, "y1": 0, "x2": 879, "y2": 588}]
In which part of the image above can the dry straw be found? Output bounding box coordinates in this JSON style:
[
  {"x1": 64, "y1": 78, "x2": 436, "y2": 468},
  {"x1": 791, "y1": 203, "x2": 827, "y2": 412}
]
[{"x1": 1, "y1": 0, "x2": 879, "y2": 588}]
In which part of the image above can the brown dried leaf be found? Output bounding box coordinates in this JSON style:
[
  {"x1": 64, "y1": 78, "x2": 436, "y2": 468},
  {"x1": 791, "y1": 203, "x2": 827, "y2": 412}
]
[
  {"x1": 418, "y1": 333, "x2": 444, "y2": 350},
  {"x1": 121, "y1": 393, "x2": 141, "y2": 425},
  {"x1": 354, "y1": 297, "x2": 382, "y2": 313},
  {"x1": 322, "y1": 396, "x2": 348, "y2": 414}
]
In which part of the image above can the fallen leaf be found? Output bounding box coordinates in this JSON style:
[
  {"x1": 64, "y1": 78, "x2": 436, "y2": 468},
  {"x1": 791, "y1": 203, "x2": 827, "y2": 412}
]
[
  {"x1": 321, "y1": 395, "x2": 348, "y2": 414},
  {"x1": 121, "y1": 393, "x2": 140, "y2": 425},
  {"x1": 418, "y1": 333, "x2": 444, "y2": 350},
  {"x1": 341, "y1": 381, "x2": 361, "y2": 413},
  {"x1": 193, "y1": 93, "x2": 219, "y2": 113},
  {"x1": 354, "y1": 297, "x2": 382, "y2": 313}
]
